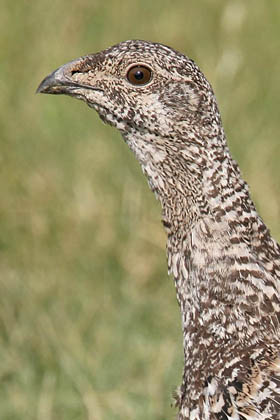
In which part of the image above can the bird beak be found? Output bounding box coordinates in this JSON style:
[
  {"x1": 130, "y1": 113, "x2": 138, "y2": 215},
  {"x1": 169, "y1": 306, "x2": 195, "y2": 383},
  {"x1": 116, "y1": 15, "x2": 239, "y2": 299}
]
[
  {"x1": 36, "y1": 71, "x2": 63, "y2": 95},
  {"x1": 36, "y1": 59, "x2": 78, "y2": 95},
  {"x1": 36, "y1": 57, "x2": 103, "y2": 95}
]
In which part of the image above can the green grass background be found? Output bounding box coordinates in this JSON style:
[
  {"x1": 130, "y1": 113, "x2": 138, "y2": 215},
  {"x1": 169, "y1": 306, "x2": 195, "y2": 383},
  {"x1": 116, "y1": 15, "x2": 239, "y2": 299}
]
[{"x1": 1, "y1": 1, "x2": 280, "y2": 419}]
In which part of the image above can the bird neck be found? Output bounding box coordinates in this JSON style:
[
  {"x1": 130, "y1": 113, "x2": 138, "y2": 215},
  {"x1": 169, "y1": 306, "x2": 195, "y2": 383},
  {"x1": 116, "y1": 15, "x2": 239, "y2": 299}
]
[
  {"x1": 163, "y1": 141, "x2": 274, "y2": 333},
  {"x1": 123, "y1": 123, "x2": 280, "y2": 414},
  {"x1": 160, "y1": 136, "x2": 280, "y2": 412},
  {"x1": 124, "y1": 127, "x2": 280, "y2": 345},
  {"x1": 164, "y1": 149, "x2": 258, "y2": 325}
]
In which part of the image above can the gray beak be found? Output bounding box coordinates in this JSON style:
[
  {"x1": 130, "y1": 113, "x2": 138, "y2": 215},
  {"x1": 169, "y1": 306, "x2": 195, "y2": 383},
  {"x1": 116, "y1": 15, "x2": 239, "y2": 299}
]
[
  {"x1": 36, "y1": 57, "x2": 103, "y2": 95},
  {"x1": 36, "y1": 60, "x2": 78, "y2": 94}
]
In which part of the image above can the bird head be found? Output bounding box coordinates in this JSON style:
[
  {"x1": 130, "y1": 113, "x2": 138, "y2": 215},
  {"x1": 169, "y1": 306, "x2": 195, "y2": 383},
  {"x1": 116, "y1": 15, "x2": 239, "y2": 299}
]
[
  {"x1": 37, "y1": 40, "x2": 226, "y2": 205},
  {"x1": 37, "y1": 40, "x2": 221, "y2": 141}
]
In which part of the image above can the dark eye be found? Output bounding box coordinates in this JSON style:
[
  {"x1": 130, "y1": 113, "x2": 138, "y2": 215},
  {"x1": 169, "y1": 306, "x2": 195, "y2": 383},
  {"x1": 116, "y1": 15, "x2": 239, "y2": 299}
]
[{"x1": 127, "y1": 65, "x2": 152, "y2": 86}]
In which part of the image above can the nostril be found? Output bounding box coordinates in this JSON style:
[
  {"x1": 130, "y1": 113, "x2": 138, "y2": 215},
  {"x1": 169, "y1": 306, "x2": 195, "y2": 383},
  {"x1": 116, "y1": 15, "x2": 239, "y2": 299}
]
[{"x1": 70, "y1": 70, "x2": 80, "y2": 76}]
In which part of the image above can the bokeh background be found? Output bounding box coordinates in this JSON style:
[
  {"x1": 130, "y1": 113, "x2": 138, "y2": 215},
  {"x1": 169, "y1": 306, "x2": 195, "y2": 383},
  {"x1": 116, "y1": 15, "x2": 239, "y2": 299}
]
[{"x1": 1, "y1": 1, "x2": 280, "y2": 419}]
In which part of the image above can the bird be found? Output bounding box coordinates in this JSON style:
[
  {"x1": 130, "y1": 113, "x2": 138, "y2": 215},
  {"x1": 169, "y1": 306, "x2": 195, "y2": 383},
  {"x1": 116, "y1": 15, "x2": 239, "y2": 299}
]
[{"x1": 37, "y1": 40, "x2": 280, "y2": 420}]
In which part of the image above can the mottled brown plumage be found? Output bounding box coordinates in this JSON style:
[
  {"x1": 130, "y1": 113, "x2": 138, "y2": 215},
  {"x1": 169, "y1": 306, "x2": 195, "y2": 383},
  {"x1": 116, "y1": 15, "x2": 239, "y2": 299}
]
[{"x1": 37, "y1": 40, "x2": 280, "y2": 419}]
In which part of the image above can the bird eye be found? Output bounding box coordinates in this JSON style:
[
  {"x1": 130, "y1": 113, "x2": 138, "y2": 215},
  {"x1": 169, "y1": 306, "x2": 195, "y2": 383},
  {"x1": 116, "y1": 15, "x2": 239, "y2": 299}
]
[{"x1": 126, "y1": 65, "x2": 152, "y2": 86}]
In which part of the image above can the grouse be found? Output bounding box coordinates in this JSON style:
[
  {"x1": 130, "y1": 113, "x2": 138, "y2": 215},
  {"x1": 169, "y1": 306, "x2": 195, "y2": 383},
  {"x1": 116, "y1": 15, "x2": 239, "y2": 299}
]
[{"x1": 37, "y1": 40, "x2": 280, "y2": 420}]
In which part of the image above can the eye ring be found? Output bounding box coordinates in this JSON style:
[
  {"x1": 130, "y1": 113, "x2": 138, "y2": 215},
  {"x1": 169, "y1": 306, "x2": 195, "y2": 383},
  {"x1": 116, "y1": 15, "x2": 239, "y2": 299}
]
[{"x1": 126, "y1": 64, "x2": 152, "y2": 86}]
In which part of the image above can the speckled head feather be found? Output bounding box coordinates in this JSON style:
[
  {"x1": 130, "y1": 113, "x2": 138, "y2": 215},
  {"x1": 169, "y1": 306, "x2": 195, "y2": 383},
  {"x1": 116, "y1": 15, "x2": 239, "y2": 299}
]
[{"x1": 38, "y1": 40, "x2": 280, "y2": 420}]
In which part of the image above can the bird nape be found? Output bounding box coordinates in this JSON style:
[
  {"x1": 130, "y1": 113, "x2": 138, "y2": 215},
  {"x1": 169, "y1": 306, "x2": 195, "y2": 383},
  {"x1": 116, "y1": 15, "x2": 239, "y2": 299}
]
[{"x1": 37, "y1": 40, "x2": 280, "y2": 420}]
